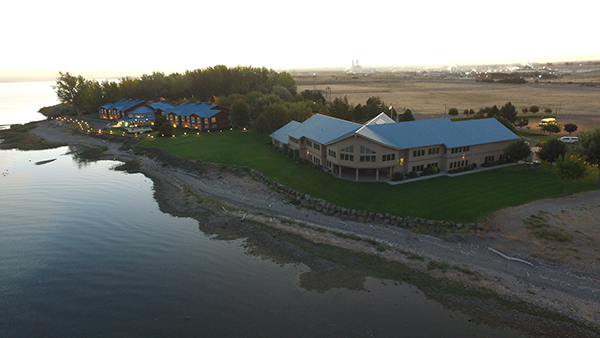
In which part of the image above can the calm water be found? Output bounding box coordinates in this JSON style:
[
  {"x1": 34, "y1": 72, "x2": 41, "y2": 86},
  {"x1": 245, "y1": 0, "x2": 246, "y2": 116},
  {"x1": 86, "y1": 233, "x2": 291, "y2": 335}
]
[
  {"x1": 0, "y1": 82, "x2": 526, "y2": 337},
  {"x1": 0, "y1": 81, "x2": 56, "y2": 126}
]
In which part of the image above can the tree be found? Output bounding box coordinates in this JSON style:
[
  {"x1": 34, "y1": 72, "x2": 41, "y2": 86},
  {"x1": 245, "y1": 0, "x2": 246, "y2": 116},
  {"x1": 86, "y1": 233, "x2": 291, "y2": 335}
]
[
  {"x1": 158, "y1": 119, "x2": 174, "y2": 137},
  {"x1": 152, "y1": 115, "x2": 168, "y2": 132},
  {"x1": 577, "y1": 126, "x2": 600, "y2": 183},
  {"x1": 495, "y1": 116, "x2": 517, "y2": 134},
  {"x1": 521, "y1": 107, "x2": 528, "y2": 114},
  {"x1": 503, "y1": 138, "x2": 531, "y2": 169},
  {"x1": 537, "y1": 139, "x2": 567, "y2": 165},
  {"x1": 544, "y1": 107, "x2": 553, "y2": 114},
  {"x1": 555, "y1": 153, "x2": 587, "y2": 192},
  {"x1": 448, "y1": 107, "x2": 459, "y2": 117},
  {"x1": 399, "y1": 109, "x2": 415, "y2": 122},
  {"x1": 230, "y1": 100, "x2": 251, "y2": 128},
  {"x1": 254, "y1": 103, "x2": 292, "y2": 135},
  {"x1": 541, "y1": 123, "x2": 561, "y2": 136},
  {"x1": 563, "y1": 123, "x2": 578, "y2": 135},
  {"x1": 484, "y1": 105, "x2": 500, "y2": 118},
  {"x1": 500, "y1": 101, "x2": 517, "y2": 122},
  {"x1": 514, "y1": 117, "x2": 529, "y2": 129},
  {"x1": 529, "y1": 105, "x2": 540, "y2": 114},
  {"x1": 328, "y1": 96, "x2": 353, "y2": 120},
  {"x1": 53, "y1": 72, "x2": 88, "y2": 115}
]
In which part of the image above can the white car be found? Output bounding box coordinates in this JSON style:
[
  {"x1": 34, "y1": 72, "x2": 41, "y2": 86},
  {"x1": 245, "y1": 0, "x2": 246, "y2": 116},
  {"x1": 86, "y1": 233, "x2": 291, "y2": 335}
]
[{"x1": 559, "y1": 136, "x2": 578, "y2": 144}]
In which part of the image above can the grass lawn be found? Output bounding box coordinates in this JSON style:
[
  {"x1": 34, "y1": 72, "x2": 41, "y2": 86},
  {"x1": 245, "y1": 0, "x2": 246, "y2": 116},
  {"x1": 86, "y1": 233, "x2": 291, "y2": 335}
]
[{"x1": 135, "y1": 128, "x2": 600, "y2": 223}]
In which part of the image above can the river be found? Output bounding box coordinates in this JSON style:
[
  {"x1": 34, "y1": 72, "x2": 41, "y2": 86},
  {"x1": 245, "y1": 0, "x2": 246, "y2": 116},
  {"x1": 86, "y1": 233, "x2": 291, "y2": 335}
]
[{"x1": 0, "y1": 81, "x2": 526, "y2": 337}]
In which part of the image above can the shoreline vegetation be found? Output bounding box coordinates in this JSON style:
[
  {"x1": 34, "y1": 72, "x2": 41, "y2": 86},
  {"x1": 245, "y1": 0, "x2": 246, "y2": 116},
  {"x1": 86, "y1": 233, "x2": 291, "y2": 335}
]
[{"x1": 4, "y1": 120, "x2": 599, "y2": 337}]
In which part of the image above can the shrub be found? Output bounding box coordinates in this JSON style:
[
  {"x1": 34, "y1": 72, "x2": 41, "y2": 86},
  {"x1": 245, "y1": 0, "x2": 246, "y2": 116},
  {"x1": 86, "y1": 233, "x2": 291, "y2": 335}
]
[
  {"x1": 406, "y1": 171, "x2": 418, "y2": 179},
  {"x1": 391, "y1": 172, "x2": 404, "y2": 181}
]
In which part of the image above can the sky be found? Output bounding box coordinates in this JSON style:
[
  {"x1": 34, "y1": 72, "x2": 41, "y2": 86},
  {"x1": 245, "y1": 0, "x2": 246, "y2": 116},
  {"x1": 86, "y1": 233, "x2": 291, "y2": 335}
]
[{"x1": 2, "y1": 0, "x2": 599, "y2": 80}]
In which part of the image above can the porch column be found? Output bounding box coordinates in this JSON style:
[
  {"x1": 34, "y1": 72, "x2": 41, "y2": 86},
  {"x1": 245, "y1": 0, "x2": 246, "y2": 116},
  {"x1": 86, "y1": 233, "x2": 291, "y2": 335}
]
[
  {"x1": 376, "y1": 168, "x2": 379, "y2": 181},
  {"x1": 339, "y1": 166, "x2": 342, "y2": 178},
  {"x1": 355, "y1": 168, "x2": 359, "y2": 181}
]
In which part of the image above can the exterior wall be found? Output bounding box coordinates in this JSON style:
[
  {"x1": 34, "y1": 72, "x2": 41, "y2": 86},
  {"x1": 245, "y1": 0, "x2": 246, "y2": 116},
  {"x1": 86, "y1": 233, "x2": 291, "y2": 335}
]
[
  {"x1": 99, "y1": 102, "x2": 145, "y2": 120},
  {"x1": 406, "y1": 145, "x2": 444, "y2": 173},
  {"x1": 326, "y1": 136, "x2": 404, "y2": 178}
]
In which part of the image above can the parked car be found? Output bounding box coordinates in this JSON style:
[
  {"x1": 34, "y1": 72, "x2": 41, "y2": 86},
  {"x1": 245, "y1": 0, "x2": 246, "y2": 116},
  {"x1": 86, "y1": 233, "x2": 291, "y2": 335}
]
[
  {"x1": 539, "y1": 117, "x2": 556, "y2": 126},
  {"x1": 559, "y1": 136, "x2": 578, "y2": 144}
]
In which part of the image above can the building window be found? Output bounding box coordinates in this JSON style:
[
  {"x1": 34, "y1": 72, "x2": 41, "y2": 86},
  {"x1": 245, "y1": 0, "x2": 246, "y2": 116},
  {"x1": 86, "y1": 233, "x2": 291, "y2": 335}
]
[
  {"x1": 484, "y1": 155, "x2": 495, "y2": 163},
  {"x1": 360, "y1": 155, "x2": 376, "y2": 162},
  {"x1": 340, "y1": 145, "x2": 354, "y2": 161},
  {"x1": 211, "y1": 117, "x2": 216, "y2": 123},
  {"x1": 382, "y1": 154, "x2": 395, "y2": 162},
  {"x1": 290, "y1": 137, "x2": 298, "y2": 144},
  {"x1": 412, "y1": 164, "x2": 424, "y2": 172},
  {"x1": 451, "y1": 146, "x2": 470, "y2": 154},
  {"x1": 314, "y1": 143, "x2": 320, "y2": 150},
  {"x1": 428, "y1": 147, "x2": 440, "y2": 155},
  {"x1": 360, "y1": 145, "x2": 375, "y2": 154},
  {"x1": 328, "y1": 149, "x2": 336, "y2": 158},
  {"x1": 413, "y1": 149, "x2": 425, "y2": 157},
  {"x1": 340, "y1": 153, "x2": 354, "y2": 161},
  {"x1": 313, "y1": 157, "x2": 320, "y2": 165}
]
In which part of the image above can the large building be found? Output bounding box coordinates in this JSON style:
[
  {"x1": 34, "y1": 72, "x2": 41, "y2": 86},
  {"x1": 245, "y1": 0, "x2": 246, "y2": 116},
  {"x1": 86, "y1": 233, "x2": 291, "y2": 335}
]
[
  {"x1": 270, "y1": 113, "x2": 518, "y2": 181},
  {"x1": 99, "y1": 100, "x2": 230, "y2": 130}
]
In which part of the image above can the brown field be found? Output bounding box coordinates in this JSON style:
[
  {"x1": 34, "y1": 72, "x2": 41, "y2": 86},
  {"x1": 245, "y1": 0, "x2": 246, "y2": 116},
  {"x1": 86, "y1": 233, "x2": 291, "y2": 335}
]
[{"x1": 296, "y1": 71, "x2": 600, "y2": 132}]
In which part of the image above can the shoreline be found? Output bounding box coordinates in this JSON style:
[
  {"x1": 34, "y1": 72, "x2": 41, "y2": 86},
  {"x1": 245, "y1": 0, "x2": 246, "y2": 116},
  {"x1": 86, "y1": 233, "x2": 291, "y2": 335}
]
[{"x1": 28, "y1": 120, "x2": 600, "y2": 337}]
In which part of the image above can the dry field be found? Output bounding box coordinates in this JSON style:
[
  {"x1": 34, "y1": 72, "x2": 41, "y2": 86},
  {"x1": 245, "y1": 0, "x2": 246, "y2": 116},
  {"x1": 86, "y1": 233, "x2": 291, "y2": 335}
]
[{"x1": 296, "y1": 72, "x2": 600, "y2": 131}]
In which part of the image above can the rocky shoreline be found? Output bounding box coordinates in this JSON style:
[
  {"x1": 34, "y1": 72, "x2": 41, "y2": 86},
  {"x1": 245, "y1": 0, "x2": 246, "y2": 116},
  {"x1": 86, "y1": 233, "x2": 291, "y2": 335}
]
[{"x1": 29, "y1": 120, "x2": 600, "y2": 337}]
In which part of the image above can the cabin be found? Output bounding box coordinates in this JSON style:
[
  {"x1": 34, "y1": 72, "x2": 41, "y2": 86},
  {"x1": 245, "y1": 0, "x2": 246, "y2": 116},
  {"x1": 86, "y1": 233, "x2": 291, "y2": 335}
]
[
  {"x1": 165, "y1": 103, "x2": 230, "y2": 130},
  {"x1": 99, "y1": 99, "x2": 145, "y2": 120},
  {"x1": 98, "y1": 100, "x2": 231, "y2": 130},
  {"x1": 271, "y1": 113, "x2": 518, "y2": 181}
]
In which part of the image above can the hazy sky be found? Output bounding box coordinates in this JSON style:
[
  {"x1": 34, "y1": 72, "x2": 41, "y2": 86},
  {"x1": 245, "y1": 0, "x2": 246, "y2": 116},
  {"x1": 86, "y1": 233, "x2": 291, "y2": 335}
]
[{"x1": 2, "y1": 0, "x2": 598, "y2": 80}]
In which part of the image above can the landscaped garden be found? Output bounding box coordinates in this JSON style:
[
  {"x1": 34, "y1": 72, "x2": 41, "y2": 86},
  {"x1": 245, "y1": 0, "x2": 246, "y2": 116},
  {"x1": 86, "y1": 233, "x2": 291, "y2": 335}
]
[{"x1": 134, "y1": 127, "x2": 600, "y2": 223}]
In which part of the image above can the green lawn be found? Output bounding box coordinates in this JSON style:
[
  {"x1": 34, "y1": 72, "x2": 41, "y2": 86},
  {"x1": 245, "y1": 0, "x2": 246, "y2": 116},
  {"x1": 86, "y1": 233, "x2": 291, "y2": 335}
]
[{"x1": 135, "y1": 128, "x2": 600, "y2": 223}]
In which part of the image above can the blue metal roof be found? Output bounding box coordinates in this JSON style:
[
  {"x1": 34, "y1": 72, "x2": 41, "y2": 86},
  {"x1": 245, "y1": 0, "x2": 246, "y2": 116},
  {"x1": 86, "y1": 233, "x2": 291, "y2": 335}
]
[
  {"x1": 148, "y1": 101, "x2": 175, "y2": 112},
  {"x1": 128, "y1": 106, "x2": 155, "y2": 116},
  {"x1": 102, "y1": 99, "x2": 143, "y2": 111},
  {"x1": 168, "y1": 102, "x2": 221, "y2": 118},
  {"x1": 269, "y1": 121, "x2": 301, "y2": 145},
  {"x1": 287, "y1": 114, "x2": 361, "y2": 144},
  {"x1": 357, "y1": 118, "x2": 517, "y2": 149}
]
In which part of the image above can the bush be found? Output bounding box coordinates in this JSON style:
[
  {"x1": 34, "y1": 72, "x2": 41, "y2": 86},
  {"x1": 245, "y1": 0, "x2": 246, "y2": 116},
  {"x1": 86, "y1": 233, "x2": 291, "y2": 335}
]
[
  {"x1": 406, "y1": 171, "x2": 418, "y2": 179},
  {"x1": 391, "y1": 172, "x2": 404, "y2": 181}
]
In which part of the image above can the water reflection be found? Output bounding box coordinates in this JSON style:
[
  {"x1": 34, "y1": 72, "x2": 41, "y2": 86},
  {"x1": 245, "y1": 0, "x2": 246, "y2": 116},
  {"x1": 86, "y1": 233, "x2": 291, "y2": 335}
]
[{"x1": 0, "y1": 147, "x2": 530, "y2": 337}]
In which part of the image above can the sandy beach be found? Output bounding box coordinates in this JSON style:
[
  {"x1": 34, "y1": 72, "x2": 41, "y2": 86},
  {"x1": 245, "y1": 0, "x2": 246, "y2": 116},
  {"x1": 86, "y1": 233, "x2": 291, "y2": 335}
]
[{"x1": 30, "y1": 120, "x2": 600, "y2": 337}]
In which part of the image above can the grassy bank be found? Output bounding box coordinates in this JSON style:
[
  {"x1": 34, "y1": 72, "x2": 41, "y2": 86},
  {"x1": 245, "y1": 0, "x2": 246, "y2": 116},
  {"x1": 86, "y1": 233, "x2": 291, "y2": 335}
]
[
  {"x1": 0, "y1": 122, "x2": 65, "y2": 150},
  {"x1": 135, "y1": 128, "x2": 600, "y2": 223}
]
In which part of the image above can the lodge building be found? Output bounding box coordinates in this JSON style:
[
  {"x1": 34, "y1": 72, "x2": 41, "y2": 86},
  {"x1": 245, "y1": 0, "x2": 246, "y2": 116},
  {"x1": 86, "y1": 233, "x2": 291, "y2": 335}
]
[
  {"x1": 99, "y1": 100, "x2": 230, "y2": 130},
  {"x1": 270, "y1": 113, "x2": 518, "y2": 181}
]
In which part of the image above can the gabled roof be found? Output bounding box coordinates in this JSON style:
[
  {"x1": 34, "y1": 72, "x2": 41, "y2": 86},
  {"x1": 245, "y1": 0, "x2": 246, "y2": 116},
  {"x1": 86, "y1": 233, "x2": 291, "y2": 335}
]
[
  {"x1": 287, "y1": 114, "x2": 361, "y2": 144},
  {"x1": 148, "y1": 101, "x2": 175, "y2": 112},
  {"x1": 356, "y1": 118, "x2": 517, "y2": 149},
  {"x1": 100, "y1": 99, "x2": 143, "y2": 111},
  {"x1": 364, "y1": 112, "x2": 395, "y2": 126},
  {"x1": 128, "y1": 106, "x2": 155, "y2": 116},
  {"x1": 269, "y1": 120, "x2": 301, "y2": 145},
  {"x1": 166, "y1": 102, "x2": 223, "y2": 118},
  {"x1": 443, "y1": 118, "x2": 518, "y2": 148}
]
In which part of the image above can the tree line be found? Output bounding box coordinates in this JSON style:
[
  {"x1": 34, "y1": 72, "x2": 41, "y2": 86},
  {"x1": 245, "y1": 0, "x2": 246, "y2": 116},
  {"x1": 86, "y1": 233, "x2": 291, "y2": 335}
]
[{"x1": 49, "y1": 66, "x2": 298, "y2": 115}]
